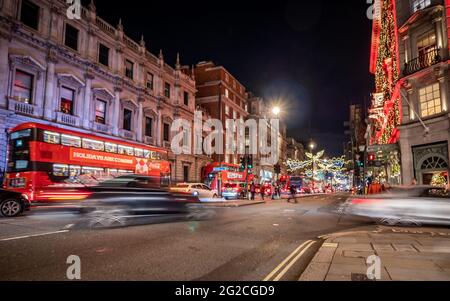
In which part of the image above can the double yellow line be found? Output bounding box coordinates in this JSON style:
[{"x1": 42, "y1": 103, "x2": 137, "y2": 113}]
[{"x1": 263, "y1": 240, "x2": 316, "y2": 281}]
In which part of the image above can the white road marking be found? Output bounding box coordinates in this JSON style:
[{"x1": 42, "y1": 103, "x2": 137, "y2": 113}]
[
  {"x1": 0, "y1": 230, "x2": 69, "y2": 242},
  {"x1": 273, "y1": 240, "x2": 316, "y2": 281},
  {"x1": 263, "y1": 240, "x2": 312, "y2": 281}
]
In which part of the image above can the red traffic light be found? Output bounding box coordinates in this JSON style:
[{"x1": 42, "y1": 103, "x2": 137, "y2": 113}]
[{"x1": 368, "y1": 154, "x2": 375, "y2": 161}]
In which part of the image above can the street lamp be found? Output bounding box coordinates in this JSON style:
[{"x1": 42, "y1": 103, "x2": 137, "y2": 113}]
[
  {"x1": 272, "y1": 106, "x2": 281, "y2": 117},
  {"x1": 309, "y1": 141, "x2": 316, "y2": 190}
]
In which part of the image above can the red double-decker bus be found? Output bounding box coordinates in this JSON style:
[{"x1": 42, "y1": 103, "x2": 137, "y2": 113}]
[
  {"x1": 203, "y1": 162, "x2": 253, "y2": 191},
  {"x1": 4, "y1": 122, "x2": 171, "y2": 202}
]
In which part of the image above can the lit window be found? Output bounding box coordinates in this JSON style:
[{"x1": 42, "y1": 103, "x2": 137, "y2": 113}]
[
  {"x1": 144, "y1": 150, "x2": 152, "y2": 159},
  {"x1": 20, "y1": 0, "x2": 39, "y2": 30},
  {"x1": 95, "y1": 99, "x2": 107, "y2": 124},
  {"x1": 118, "y1": 145, "x2": 134, "y2": 156},
  {"x1": 44, "y1": 131, "x2": 60, "y2": 144},
  {"x1": 13, "y1": 70, "x2": 33, "y2": 103},
  {"x1": 61, "y1": 134, "x2": 81, "y2": 148},
  {"x1": 53, "y1": 164, "x2": 69, "y2": 177},
  {"x1": 69, "y1": 166, "x2": 81, "y2": 178},
  {"x1": 417, "y1": 31, "x2": 437, "y2": 65},
  {"x1": 225, "y1": 89, "x2": 229, "y2": 98},
  {"x1": 82, "y1": 138, "x2": 104, "y2": 151},
  {"x1": 225, "y1": 105, "x2": 230, "y2": 116},
  {"x1": 65, "y1": 24, "x2": 79, "y2": 51},
  {"x1": 105, "y1": 142, "x2": 117, "y2": 153},
  {"x1": 420, "y1": 83, "x2": 442, "y2": 118},
  {"x1": 60, "y1": 86, "x2": 75, "y2": 115},
  {"x1": 412, "y1": 0, "x2": 431, "y2": 12},
  {"x1": 125, "y1": 59, "x2": 134, "y2": 79},
  {"x1": 134, "y1": 148, "x2": 144, "y2": 158},
  {"x1": 81, "y1": 167, "x2": 104, "y2": 175}
]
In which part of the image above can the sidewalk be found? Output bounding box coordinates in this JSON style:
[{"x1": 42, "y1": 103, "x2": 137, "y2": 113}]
[
  {"x1": 299, "y1": 226, "x2": 450, "y2": 281},
  {"x1": 202, "y1": 199, "x2": 265, "y2": 207}
]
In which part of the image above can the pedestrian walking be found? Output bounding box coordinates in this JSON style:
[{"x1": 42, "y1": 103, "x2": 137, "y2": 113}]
[
  {"x1": 287, "y1": 184, "x2": 297, "y2": 203},
  {"x1": 250, "y1": 182, "x2": 256, "y2": 200}
]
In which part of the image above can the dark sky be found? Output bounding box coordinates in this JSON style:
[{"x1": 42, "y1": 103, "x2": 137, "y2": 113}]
[{"x1": 86, "y1": 0, "x2": 374, "y2": 157}]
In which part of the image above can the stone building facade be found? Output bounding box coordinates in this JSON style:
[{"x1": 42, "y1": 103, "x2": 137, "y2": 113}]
[
  {"x1": 0, "y1": 0, "x2": 210, "y2": 183},
  {"x1": 396, "y1": 0, "x2": 450, "y2": 185}
]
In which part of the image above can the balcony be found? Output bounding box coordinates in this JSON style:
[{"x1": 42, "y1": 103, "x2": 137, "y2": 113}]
[
  {"x1": 56, "y1": 112, "x2": 80, "y2": 127},
  {"x1": 120, "y1": 129, "x2": 136, "y2": 140},
  {"x1": 404, "y1": 48, "x2": 442, "y2": 76},
  {"x1": 144, "y1": 136, "x2": 155, "y2": 145},
  {"x1": 8, "y1": 98, "x2": 42, "y2": 117},
  {"x1": 93, "y1": 122, "x2": 112, "y2": 134}
]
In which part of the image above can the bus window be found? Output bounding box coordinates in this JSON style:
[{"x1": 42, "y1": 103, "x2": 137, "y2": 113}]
[
  {"x1": 82, "y1": 138, "x2": 104, "y2": 151},
  {"x1": 11, "y1": 129, "x2": 31, "y2": 140},
  {"x1": 44, "y1": 131, "x2": 60, "y2": 144},
  {"x1": 82, "y1": 166, "x2": 104, "y2": 175},
  {"x1": 105, "y1": 142, "x2": 118, "y2": 153},
  {"x1": 53, "y1": 164, "x2": 69, "y2": 177},
  {"x1": 61, "y1": 134, "x2": 81, "y2": 148},
  {"x1": 69, "y1": 166, "x2": 81, "y2": 178},
  {"x1": 134, "y1": 148, "x2": 144, "y2": 158},
  {"x1": 15, "y1": 160, "x2": 29, "y2": 170},
  {"x1": 118, "y1": 145, "x2": 134, "y2": 156}
]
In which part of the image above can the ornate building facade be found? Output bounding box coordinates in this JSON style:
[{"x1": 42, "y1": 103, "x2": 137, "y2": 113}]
[{"x1": 0, "y1": 0, "x2": 210, "y2": 183}]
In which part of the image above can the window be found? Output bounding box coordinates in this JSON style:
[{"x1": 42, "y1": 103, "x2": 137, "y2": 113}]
[
  {"x1": 98, "y1": 44, "x2": 110, "y2": 67},
  {"x1": 61, "y1": 134, "x2": 81, "y2": 148},
  {"x1": 184, "y1": 91, "x2": 189, "y2": 106},
  {"x1": 44, "y1": 131, "x2": 60, "y2": 144},
  {"x1": 118, "y1": 145, "x2": 134, "y2": 156},
  {"x1": 183, "y1": 166, "x2": 189, "y2": 183},
  {"x1": 134, "y1": 148, "x2": 144, "y2": 158},
  {"x1": 65, "y1": 24, "x2": 79, "y2": 51},
  {"x1": 420, "y1": 83, "x2": 442, "y2": 118},
  {"x1": 123, "y1": 108, "x2": 132, "y2": 131},
  {"x1": 145, "y1": 117, "x2": 153, "y2": 137},
  {"x1": 20, "y1": 0, "x2": 39, "y2": 30},
  {"x1": 412, "y1": 0, "x2": 431, "y2": 12},
  {"x1": 233, "y1": 110, "x2": 237, "y2": 119},
  {"x1": 125, "y1": 59, "x2": 134, "y2": 79},
  {"x1": 105, "y1": 142, "x2": 117, "y2": 153},
  {"x1": 53, "y1": 164, "x2": 69, "y2": 177},
  {"x1": 225, "y1": 88, "x2": 229, "y2": 98},
  {"x1": 13, "y1": 70, "x2": 33, "y2": 103},
  {"x1": 60, "y1": 86, "x2": 75, "y2": 115},
  {"x1": 225, "y1": 105, "x2": 230, "y2": 116},
  {"x1": 165, "y1": 82, "x2": 171, "y2": 98},
  {"x1": 95, "y1": 99, "x2": 107, "y2": 124},
  {"x1": 163, "y1": 123, "x2": 170, "y2": 142},
  {"x1": 418, "y1": 31, "x2": 437, "y2": 65},
  {"x1": 82, "y1": 138, "x2": 104, "y2": 151},
  {"x1": 146, "y1": 73, "x2": 154, "y2": 90}
]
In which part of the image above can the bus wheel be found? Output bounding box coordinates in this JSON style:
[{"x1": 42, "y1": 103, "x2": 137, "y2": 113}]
[{"x1": 1, "y1": 199, "x2": 23, "y2": 217}]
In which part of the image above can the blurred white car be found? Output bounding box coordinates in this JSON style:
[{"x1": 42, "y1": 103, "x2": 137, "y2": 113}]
[
  {"x1": 171, "y1": 183, "x2": 218, "y2": 200},
  {"x1": 341, "y1": 186, "x2": 450, "y2": 226}
]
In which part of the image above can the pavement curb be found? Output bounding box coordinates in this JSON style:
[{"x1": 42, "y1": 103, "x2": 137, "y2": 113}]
[{"x1": 203, "y1": 201, "x2": 266, "y2": 208}]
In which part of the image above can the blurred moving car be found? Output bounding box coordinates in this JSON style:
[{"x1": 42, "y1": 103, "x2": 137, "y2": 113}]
[
  {"x1": 341, "y1": 186, "x2": 450, "y2": 226},
  {"x1": 0, "y1": 188, "x2": 30, "y2": 217},
  {"x1": 79, "y1": 175, "x2": 214, "y2": 228},
  {"x1": 170, "y1": 183, "x2": 218, "y2": 200},
  {"x1": 222, "y1": 183, "x2": 246, "y2": 200}
]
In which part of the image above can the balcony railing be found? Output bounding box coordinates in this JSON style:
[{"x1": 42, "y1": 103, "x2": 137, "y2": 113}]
[
  {"x1": 120, "y1": 129, "x2": 136, "y2": 140},
  {"x1": 8, "y1": 98, "x2": 41, "y2": 116},
  {"x1": 404, "y1": 48, "x2": 442, "y2": 76},
  {"x1": 56, "y1": 112, "x2": 80, "y2": 127},
  {"x1": 144, "y1": 136, "x2": 155, "y2": 145},
  {"x1": 93, "y1": 122, "x2": 111, "y2": 134}
]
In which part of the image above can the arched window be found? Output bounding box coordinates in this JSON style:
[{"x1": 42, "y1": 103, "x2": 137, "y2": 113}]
[{"x1": 421, "y1": 157, "x2": 448, "y2": 170}]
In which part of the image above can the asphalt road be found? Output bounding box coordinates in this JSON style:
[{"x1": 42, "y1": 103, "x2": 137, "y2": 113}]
[{"x1": 0, "y1": 193, "x2": 371, "y2": 281}]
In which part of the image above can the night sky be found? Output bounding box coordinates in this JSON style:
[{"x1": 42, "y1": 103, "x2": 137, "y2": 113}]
[{"x1": 85, "y1": 0, "x2": 374, "y2": 156}]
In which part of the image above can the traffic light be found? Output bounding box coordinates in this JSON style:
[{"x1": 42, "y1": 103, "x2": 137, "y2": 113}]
[
  {"x1": 247, "y1": 155, "x2": 253, "y2": 169},
  {"x1": 368, "y1": 153, "x2": 375, "y2": 167},
  {"x1": 274, "y1": 164, "x2": 281, "y2": 175},
  {"x1": 240, "y1": 157, "x2": 246, "y2": 171}
]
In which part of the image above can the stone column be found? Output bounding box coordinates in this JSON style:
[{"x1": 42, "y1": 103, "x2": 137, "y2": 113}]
[
  {"x1": 112, "y1": 86, "x2": 121, "y2": 136},
  {"x1": 82, "y1": 73, "x2": 94, "y2": 129},
  {"x1": 0, "y1": 35, "x2": 9, "y2": 109},
  {"x1": 433, "y1": 15, "x2": 444, "y2": 57},
  {"x1": 136, "y1": 99, "x2": 144, "y2": 142},
  {"x1": 44, "y1": 52, "x2": 58, "y2": 120},
  {"x1": 403, "y1": 35, "x2": 410, "y2": 64},
  {"x1": 156, "y1": 106, "x2": 162, "y2": 147},
  {"x1": 438, "y1": 75, "x2": 448, "y2": 112}
]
